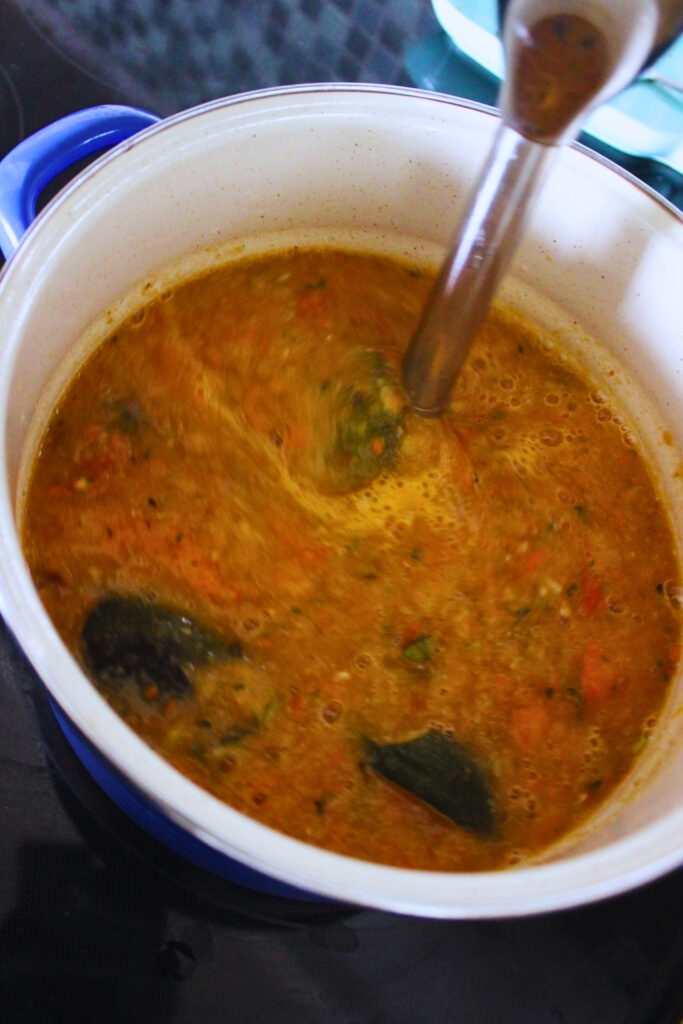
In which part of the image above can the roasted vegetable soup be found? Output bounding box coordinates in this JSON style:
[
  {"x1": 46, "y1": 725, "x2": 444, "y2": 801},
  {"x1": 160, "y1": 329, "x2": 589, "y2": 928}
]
[{"x1": 22, "y1": 247, "x2": 680, "y2": 871}]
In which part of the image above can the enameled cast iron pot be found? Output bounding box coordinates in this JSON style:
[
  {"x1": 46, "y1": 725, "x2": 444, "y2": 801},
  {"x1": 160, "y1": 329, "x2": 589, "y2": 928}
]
[{"x1": 0, "y1": 85, "x2": 682, "y2": 917}]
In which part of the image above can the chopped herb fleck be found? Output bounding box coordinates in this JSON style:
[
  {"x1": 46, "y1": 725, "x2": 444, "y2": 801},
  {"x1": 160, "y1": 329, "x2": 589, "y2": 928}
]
[
  {"x1": 565, "y1": 686, "x2": 585, "y2": 714},
  {"x1": 314, "y1": 793, "x2": 332, "y2": 814},
  {"x1": 262, "y1": 699, "x2": 279, "y2": 724},
  {"x1": 221, "y1": 716, "x2": 259, "y2": 744},
  {"x1": 631, "y1": 735, "x2": 647, "y2": 754},
  {"x1": 107, "y1": 396, "x2": 145, "y2": 435},
  {"x1": 402, "y1": 634, "x2": 434, "y2": 665},
  {"x1": 318, "y1": 349, "x2": 405, "y2": 493}
]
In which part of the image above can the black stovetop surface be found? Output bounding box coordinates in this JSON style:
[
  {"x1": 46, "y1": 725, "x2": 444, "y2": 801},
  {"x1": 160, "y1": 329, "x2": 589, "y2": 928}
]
[{"x1": 1, "y1": 2, "x2": 682, "y2": 1021}]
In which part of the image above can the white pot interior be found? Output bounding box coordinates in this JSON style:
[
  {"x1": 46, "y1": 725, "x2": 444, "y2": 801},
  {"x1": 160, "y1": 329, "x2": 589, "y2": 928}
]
[{"x1": 1, "y1": 86, "x2": 682, "y2": 916}]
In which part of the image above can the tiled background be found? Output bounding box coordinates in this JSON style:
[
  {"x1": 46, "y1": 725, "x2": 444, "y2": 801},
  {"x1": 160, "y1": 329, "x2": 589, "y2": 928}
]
[{"x1": 18, "y1": 0, "x2": 441, "y2": 113}]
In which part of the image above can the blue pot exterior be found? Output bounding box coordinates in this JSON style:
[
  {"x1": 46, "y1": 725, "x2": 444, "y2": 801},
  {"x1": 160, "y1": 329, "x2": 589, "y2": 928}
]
[{"x1": 48, "y1": 694, "x2": 323, "y2": 902}]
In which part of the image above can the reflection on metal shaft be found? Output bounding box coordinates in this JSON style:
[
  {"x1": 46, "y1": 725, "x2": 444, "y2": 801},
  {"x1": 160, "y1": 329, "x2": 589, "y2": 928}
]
[
  {"x1": 403, "y1": 0, "x2": 683, "y2": 417},
  {"x1": 402, "y1": 126, "x2": 553, "y2": 416}
]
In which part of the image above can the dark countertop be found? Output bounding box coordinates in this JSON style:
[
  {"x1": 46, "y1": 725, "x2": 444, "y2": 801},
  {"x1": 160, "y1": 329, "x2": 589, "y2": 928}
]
[{"x1": 1, "y1": 2, "x2": 682, "y2": 1021}]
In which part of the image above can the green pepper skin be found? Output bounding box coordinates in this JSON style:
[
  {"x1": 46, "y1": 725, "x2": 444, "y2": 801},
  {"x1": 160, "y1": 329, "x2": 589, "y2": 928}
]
[
  {"x1": 365, "y1": 730, "x2": 497, "y2": 837},
  {"x1": 82, "y1": 595, "x2": 242, "y2": 697}
]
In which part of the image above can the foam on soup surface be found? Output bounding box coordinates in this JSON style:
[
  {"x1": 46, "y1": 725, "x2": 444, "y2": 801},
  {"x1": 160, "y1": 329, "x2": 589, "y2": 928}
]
[{"x1": 21, "y1": 246, "x2": 681, "y2": 871}]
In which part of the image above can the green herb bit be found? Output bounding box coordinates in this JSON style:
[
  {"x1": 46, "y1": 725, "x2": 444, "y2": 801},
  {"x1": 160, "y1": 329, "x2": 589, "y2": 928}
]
[
  {"x1": 314, "y1": 793, "x2": 333, "y2": 815},
  {"x1": 565, "y1": 686, "x2": 585, "y2": 714},
  {"x1": 104, "y1": 396, "x2": 146, "y2": 436},
  {"x1": 220, "y1": 714, "x2": 260, "y2": 745},
  {"x1": 401, "y1": 634, "x2": 434, "y2": 665},
  {"x1": 323, "y1": 350, "x2": 406, "y2": 493},
  {"x1": 262, "y1": 698, "x2": 279, "y2": 724},
  {"x1": 631, "y1": 734, "x2": 647, "y2": 754}
]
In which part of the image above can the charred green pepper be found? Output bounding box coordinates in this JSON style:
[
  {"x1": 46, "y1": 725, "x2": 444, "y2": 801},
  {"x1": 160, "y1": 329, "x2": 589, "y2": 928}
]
[
  {"x1": 81, "y1": 595, "x2": 242, "y2": 697},
  {"x1": 365, "y1": 729, "x2": 497, "y2": 837}
]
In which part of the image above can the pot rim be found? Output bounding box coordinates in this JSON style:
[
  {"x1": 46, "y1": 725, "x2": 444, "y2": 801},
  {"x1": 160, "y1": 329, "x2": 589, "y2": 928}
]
[
  {"x1": 1, "y1": 83, "x2": 682, "y2": 918},
  {"x1": 3, "y1": 82, "x2": 680, "y2": 270}
]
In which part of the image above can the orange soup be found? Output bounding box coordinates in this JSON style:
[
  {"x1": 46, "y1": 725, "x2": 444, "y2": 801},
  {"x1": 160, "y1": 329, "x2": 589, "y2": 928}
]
[{"x1": 22, "y1": 247, "x2": 681, "y2": 871}]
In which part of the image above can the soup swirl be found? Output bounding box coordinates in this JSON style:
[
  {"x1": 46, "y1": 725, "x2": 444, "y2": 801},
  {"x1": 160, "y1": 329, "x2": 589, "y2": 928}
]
[{"x1": 22, "y1": 247, "x2": 680, "y2": 870}]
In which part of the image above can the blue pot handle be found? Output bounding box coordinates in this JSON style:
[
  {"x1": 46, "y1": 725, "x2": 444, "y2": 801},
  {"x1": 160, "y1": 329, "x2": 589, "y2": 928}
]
[{"x1": 0, "y1": 104, "x2": 160, "y2": 259}]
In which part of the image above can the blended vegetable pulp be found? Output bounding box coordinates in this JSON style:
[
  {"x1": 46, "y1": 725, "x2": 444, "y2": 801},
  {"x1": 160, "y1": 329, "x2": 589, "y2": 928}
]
[{"x1": 22, "y1": 247, "x2": 681, "y2": 871}]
